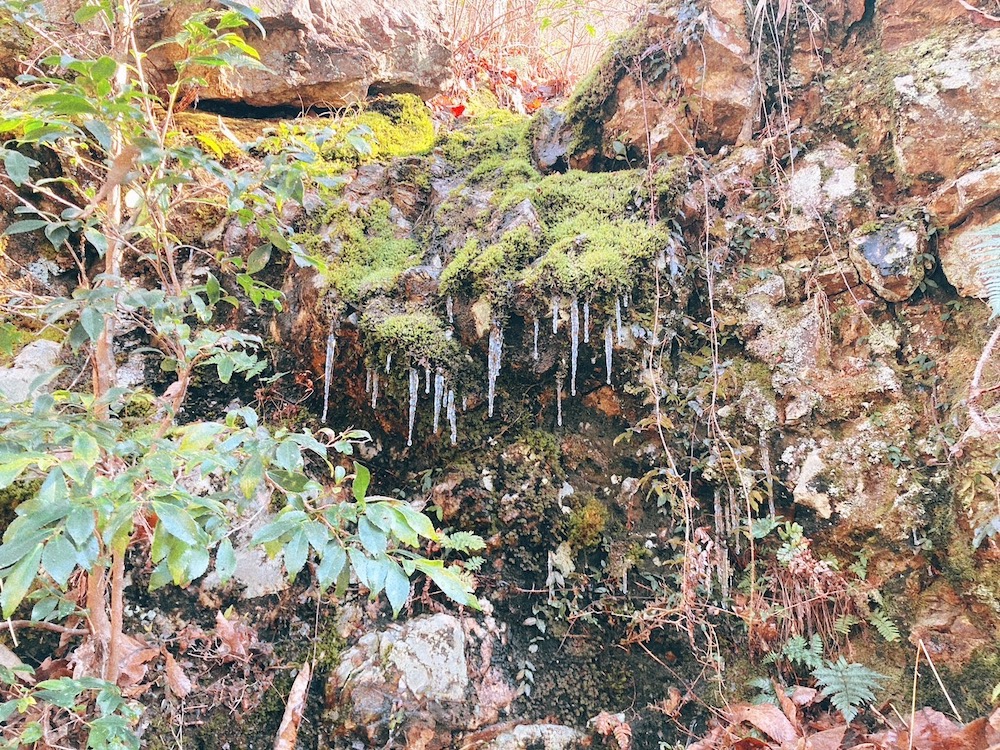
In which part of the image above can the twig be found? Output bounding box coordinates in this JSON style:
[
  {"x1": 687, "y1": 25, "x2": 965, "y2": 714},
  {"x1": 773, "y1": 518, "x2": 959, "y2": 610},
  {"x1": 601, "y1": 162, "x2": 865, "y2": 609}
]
[{"x1": 5, "y1": 620, "x2": 89, "y2": 636}]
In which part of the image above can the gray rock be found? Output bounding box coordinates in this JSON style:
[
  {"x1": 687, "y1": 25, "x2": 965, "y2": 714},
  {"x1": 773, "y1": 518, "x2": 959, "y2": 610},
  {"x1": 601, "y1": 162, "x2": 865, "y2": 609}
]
[
  {"x1": 849, "y1": 222, "x2": 927, "y2": 302},
  {"x1": 0, "y1": 340, "x2": 61, "y2": 403},
  {"x1": 530, "y1": 108, "x2": 571, "y2": 174},
  {"x1": 482, "y1": 724, "x2": 585, "y2": 750}
]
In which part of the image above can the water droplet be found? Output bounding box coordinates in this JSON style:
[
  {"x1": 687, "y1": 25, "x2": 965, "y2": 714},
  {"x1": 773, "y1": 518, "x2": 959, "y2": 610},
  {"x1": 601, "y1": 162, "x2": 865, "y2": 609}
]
[
  {"x1": 321, "y1": 329, "x2": 336, "y2": 423},
  {"x1": 570, "y1": 297, "x2": 579, "y2": 397},
  {"x1": 487, "y1": 322, "x2": 503, "y2": 418},
  {"x1": 407, "y1": 368, "x2": 418, "y2": 447}
]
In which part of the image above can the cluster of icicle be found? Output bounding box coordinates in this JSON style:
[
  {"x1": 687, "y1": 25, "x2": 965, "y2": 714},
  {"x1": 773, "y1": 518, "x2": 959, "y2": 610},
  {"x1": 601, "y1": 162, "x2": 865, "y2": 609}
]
[{"x1": 321, "y1": 292, "x2": 635, "y2": 444}]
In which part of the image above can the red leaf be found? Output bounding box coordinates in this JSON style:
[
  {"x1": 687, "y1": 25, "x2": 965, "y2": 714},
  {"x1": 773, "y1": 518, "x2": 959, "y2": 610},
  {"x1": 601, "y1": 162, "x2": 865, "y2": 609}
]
[{"x1": 451, "y1": 104, "x2": 466, "y2": 118}]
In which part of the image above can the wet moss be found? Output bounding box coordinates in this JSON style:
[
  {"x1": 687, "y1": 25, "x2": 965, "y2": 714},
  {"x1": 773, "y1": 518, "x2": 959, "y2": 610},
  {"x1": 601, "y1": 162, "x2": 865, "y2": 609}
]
[
  {"x1": 360, "y1": 306, "x2": 461, "y2": 369},
  {"x1": 569, "y1": 497, "x2": 610, "y2": 550}
]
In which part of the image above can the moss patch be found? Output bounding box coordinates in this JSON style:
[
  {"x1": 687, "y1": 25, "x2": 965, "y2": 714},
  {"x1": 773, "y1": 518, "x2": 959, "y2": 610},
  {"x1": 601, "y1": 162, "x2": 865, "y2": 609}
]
[{"x1": 360, "y1": 306, "x2": 462, "y2": 369}]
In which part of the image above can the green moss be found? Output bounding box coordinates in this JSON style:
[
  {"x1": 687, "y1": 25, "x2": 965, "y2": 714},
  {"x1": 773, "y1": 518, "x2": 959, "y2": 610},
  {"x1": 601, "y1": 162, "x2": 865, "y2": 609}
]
[
  {"x1": 569, "y1": 497, "x2": 610, "y2": 549},
  {"x1": 360, "y1": 307, "x2": 461, "y2": 368},
  {"x1": 0, "y1": 480, "x2": 39, "y2": 535},
  {"x1": 439, "y1": 108, "x2": 535, "y2": 179},
  {"x1": 439, "y1": 226, "x2": 540, "y2": 303},
  {"x1": 319, "y1": 199, "x2": 420, "y2": 302},
  {"x1": 351, "y1": 94, "x2": 435, "y2": 159}
]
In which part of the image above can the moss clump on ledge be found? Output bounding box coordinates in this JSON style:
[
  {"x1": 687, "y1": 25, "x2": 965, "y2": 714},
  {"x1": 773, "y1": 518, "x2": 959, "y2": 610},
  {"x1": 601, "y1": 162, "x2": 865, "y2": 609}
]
[
  {"x1": 360, "y1": 307, "x2": 462, "y2": 370},
  {"x1": 316, "y1": 199, "x2": 420, "y2": 302}
]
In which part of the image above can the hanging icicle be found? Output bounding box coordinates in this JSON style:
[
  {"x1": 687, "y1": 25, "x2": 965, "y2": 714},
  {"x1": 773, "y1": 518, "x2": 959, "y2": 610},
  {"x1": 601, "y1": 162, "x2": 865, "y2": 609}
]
[
  {"x1": 487, "y1": 322, "x2": 503, "y2": 418},
  {"x1": 462, "y1": 395, "x2": 468, "y2": 412},
  {"x1": 447, "y1": 389, "x2": 457, "y2": 445},
  {"x1": 407, "y1": 368, "x2": 419, "y2": 447},
  {"x1": 570, "y1": 297, "x2": 579, "y2": 397},
  {"x1": 385, "y1": 353, "x2": 392, "y2": 374},
  {"x1": 365, "y1": 368, "x2": 372, "y2": 394},
  {"x1": 371, "y1": 372, "x2": 380, "y2": 410},
  {"x1": 583, "y1": 300, "x2": 590, "y2": 344},
  {"x1": 533, "y1": 318, "x2": 539, "y2": 361},
  {"x1": 425, "y1": 365, "x2": 431, "y2": 394},
  {"x1": 551, "y1": 295, "x2": 560, "y2": 334},
  {"x1": 321, "y1": 329, "x2": 337, "y2": 423},
  {"x1": 446, "y1": 295, "x2": 454, "y2": 324},
  {"x1": 622, "y1": 293, "x2": 629, "y2": 310},
  {"x1": 556, "y1": 371, "x2": 564, "y2": 427},
  {"x1": 615, "y1": 297, "x2": 624, "y2": 345},
  {"x1": 433, "y1": 371, "x2": 445, "y2": 434},
  {"x1": 605, "y1": 323, "x2": 613, "y2": 385}
]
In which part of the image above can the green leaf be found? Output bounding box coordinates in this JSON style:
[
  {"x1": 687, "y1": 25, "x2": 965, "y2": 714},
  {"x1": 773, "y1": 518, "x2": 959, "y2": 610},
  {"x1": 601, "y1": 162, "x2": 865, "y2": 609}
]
[
  {"x1": 216, "y1": 537, "x2": 236, "y2": 583},
  {"x1": 1, "y1": 542, "x2": 43, "y2": 617},
  {"x1": 250, "y1": 510, "x2": 307, "y2": 545},
  {"x1": 352, "y1": 462, "x2": 370, "y2": 503},
  {"x1": 316, "y1": 541, "x2": 346, "y2": 592},
  {"x1": 357, "y1": 517, "x2": 386, "y2": 555},
  {"x1": 2, "y1": 150, "x2": 39, "y2": 187},
  {"x1": 246, "y1": 244, "x2": 271, "y2": 274},
  {"x1": 415, "y1": 560, "x2": 479, "y2": 609},
  {"x1": 80, "y1": 306, "x2": 105, "y2": 343},
  {"x1": 4, "y1": 219, "x2": 47, "y2": 235},
  {"x1": 72, "y1": 432, "x2": 100, "y2": 466},
  {"x1": 275, "y1": 441, "x2": 302, "y2": 472},
  {"x1": 41, "y1": 534, "x2": 77, "y2": 587},
  {"x1": 283, "y1": 529, "x2": 308, "y2": 579},
  {"x1": 152, "y1": 502, "x2": 201, "y2": 545},
  {"x1": 384, "y1": 559, "x2": 410, "y2": 616},
  {"x1": 91, "y1": 56, "x2": 117, "y2": 80},
  {"x1": 65, "y1": 506, "x2": 96, "y2": 545}
]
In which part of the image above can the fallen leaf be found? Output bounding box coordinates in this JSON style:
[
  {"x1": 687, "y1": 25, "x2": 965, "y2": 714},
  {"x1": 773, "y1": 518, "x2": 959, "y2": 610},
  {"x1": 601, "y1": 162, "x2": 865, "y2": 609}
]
[
  {"x1": 729, "y1": 703, "x2": 799, "y2": 744},
  {"x1": 216, "y1": 610, "x2": 252, "y2": 660},
  {"x1": 773, "y1": 679, "x2": 801, "y2": 730},
  {"x1": 805, "y1": 725, "x2": 847, "y2": 750},
  {"x1": 732, "y1": 739, "x2": 771, "y2": 750},
  {"x1": 790, "y1": 687, "x2": 820, "y2": 707},
  {"x1": 450, "y1": 104, "x2": 466, "y2": 118},
  {"x1": 164, "y1": 650, "x2": 193, "y2": 700},
  {"x1": 910, "y1": 707, "x2": 961, "y2": 749},
  {"x1": 118, "y1": 634, "x2": 159, "y2": 689},
  {"x1": 273, "y1": 662, "x2": 311, "y2": 750}
]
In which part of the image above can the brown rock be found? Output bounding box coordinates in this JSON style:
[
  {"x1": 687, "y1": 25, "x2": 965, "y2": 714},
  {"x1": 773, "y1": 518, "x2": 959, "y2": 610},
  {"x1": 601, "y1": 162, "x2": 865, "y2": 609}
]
[
  {"x1": 880, "y1": 0, "x2": 967, "y2": 52},
  {"x1": 582, "y1": 387, "x2": 623, "y2": 418},
  {"x1": 146, "y1": 0, "x2": 454, "y2": 109},
  {"x1": 929, "y1": 162, "x2": 1000, "y2": 227},
  {"x1": 892, "y1": 29, "x2": 1000, "y2": 185}
]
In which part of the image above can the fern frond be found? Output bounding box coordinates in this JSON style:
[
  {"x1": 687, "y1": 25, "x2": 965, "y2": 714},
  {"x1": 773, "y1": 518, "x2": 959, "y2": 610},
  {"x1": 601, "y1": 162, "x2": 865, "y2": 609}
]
[
  {"x1": 975, "y1": 221, "x2": 1000, "y2": 316},
  {"x1": 813, "y1": 657, "x2": 886, "y2": 723},
  {"x1": 869, "y1": 610, "x2": 901, "y2": 643}
]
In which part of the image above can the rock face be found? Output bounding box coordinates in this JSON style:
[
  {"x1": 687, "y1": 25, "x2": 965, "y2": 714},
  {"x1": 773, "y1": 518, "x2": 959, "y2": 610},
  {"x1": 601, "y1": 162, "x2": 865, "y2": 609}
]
[
  {"x1": 849, "y1": 221, "x2": 927, "y2": 302},
  {"x1": 0, "y1": 340, "x2": 61, "y2": 403},
  {"x1": 327, "y1": 613, "x2": 518, "y2": 748},
  {"x1": 150, "y1": 0, "x2": 454, "y2": 108}
]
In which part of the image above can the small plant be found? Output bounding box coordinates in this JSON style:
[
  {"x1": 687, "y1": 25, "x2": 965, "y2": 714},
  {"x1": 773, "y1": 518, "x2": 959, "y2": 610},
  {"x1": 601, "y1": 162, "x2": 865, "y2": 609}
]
[{"x1": 812, "y1": 657, "x2": 886, "y2": 723}]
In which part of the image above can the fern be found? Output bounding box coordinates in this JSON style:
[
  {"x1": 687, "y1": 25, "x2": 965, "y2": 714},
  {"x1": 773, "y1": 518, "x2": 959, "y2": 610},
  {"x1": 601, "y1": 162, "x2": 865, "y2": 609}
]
[
  {"x1": 782, "y1": 633, "x2": 824, "y2": 670},
  {"x1": 812, "y1": 657, "x2": 886, "y2": 723},
  {"x1": 869, "y1": 610, "x2": 901, "y2": 643},
  {"x1": 976, "y1": 220, "x2": 1000, "y2": 316}
]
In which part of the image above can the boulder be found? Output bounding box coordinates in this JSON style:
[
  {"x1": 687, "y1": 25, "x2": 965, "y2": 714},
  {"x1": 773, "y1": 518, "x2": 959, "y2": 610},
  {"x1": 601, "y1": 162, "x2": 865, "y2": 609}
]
[
  {"x1": 929, "y1": 162, "x2": 1000, "y2": 228},
  {"x1": 892, "y1": 28, "x2": 1000, "y2": 186},
  {"x1": 0, "y1": 340, "x2": 61, "y2": 403},
  {"x1": 482, "y1": 724, "x2": 586, "y2": 750},
  {"x1": 849, "y1": 221, "x2": 927, "y2": 302},
  {"x1": 148, "y1": 0, "x2": 454, "y2": 109}
]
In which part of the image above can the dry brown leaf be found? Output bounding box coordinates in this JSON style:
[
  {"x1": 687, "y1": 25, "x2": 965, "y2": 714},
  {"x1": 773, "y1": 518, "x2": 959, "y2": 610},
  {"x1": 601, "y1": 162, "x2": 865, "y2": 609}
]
[
  {"x1": 805, "y1": 725, "x2": 847, "y2": 750},
  {"x1": 216, "y1": 610, "x2": 252, "y2": 660},
  {"x1": 163, "y1": 650, "x2": 193, "y2": 700},
  {"x1": 273, "y1": 662, "x2": 311, "y2": 750},
  {"x1": 773, "y1": 679, "x2": 801, "y2": 731},
  {"x1": 687, "y1": 725, "x2": 726, "y2": 750},
  {"x1": 729, "y1": 703, "x2": 800, "y2": 744},
  {"x1": 910, "y1": 707, "x2": 962, "y2": 749},
  {"x1": 118, "y1": 634, "x2": 159, "y2": 689},
  {"x1": 790, "y1": 687, "x2": 820, "y2": 707}
]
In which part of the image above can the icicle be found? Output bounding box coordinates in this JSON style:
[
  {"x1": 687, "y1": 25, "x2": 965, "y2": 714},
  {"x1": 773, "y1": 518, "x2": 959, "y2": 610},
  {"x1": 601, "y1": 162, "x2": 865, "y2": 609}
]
[
  {"x1": 622, "y1": 293, "x2": 629, "y2": 310},
  {"x1": 365, "y1": 368, "x2": 372, "y2": 394},
  {"x1": 551, "y1": 295, "x2": 560, "y2": 334},
  {"x1": 321, "y1": 330, "x2": 337, "y2": 423},
  {"x1": 462, "y1": 395, "x2": 468, "y2": 412},
  {"x1": 433, "y1": 371, "x2": 445, "y2": 434},
  {"x1": 487, "y1": 322, "x2": 503, "y2": 418},
  {"x1": 583, "y1": 300, "x2": 590, "y2": 343},
  {"x1": 556, "y1": 371, "x2": 564, "y2": 427},
  {"x1": 371, "y1": 372, "x2": 380, "y2": 410},
  {"x1": 532, "y1": 318, "x2": 539, "y2": 361},
  {"x1": 446, "y1": 295, "x2": 454, "y2": 324},
  {"x1": 425, "y1": 365, "x2": 431, "y2": 394},
  {"x1": 385, "y1": 353, "x2": 392, "y2": 374},
  {"x1": 407, "y1": 368, "x2": 419, "y2": 447},
  {"x1": 615, "y1": 297, "x2": 624, "y2": 345},
  {"x1": 605, "y1": 323, "x2": 613, "y2": 385},
  {"x1": 447, "y1": 389, "x2": 457, "y2": 445},
  {"x1": 570, "y1": 297, "x2": 579, "y2": 397}
]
